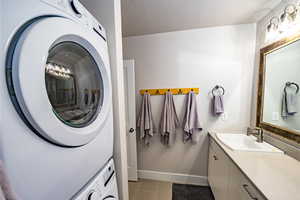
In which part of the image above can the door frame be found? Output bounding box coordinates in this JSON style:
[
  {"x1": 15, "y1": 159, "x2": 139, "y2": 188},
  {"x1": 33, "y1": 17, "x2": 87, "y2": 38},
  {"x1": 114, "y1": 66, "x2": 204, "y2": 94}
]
[{"x1": 124, "y1": 59, "x2": 138, "y2": 181}]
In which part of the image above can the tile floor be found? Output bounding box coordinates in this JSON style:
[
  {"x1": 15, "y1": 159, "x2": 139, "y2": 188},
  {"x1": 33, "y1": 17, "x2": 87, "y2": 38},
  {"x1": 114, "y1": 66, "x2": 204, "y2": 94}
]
[{"x1": 129, "y1": 179, "x2": 172, "y2": 200}]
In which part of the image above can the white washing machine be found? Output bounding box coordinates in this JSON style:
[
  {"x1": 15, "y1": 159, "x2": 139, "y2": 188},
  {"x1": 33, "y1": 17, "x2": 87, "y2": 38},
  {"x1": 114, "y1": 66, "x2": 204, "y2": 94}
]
[
  {"x1": 1, "y1": 0, "x2": 115, "y2": 199},
  {"x1": 72, "y1": 159, "x2": 119, "y2": 200}
]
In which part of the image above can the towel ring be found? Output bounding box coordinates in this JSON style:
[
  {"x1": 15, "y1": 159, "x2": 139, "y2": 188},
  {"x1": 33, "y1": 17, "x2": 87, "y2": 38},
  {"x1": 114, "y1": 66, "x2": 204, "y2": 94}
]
[
  {"x1": 285, "y1": 82, "x2": 299, "y2": 93},
  {"x1": 212, "y1": 85, "x2": 225, "y2": 96}
]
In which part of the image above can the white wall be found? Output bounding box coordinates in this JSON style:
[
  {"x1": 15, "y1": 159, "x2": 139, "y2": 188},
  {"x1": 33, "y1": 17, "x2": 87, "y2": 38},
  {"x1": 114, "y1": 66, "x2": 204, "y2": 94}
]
[
  {"x1": 79, "y1": 1, "x2": 129, "y2": 200},
  {"x1": 123, "y1": 24, "x2": 256, "y2": 179}
]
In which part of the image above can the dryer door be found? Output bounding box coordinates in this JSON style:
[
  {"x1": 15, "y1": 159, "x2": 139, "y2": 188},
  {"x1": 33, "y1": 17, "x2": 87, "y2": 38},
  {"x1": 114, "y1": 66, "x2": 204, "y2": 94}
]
[{"x1": 7, "y1": 17, "x2": 111, "y2": 147}]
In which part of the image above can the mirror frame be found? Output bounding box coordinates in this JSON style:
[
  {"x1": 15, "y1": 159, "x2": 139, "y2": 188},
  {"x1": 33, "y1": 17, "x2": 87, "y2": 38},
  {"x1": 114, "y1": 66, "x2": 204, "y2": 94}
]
[{"x1": 257, "y1": 33, "x2": 300, "y2": 143}]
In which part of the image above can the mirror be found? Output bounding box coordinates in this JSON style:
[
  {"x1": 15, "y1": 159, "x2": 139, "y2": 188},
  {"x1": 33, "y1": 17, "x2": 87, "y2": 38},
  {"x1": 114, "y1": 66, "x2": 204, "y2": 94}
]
[{"x1": 257, "y1": 34, "x2": 300, "y2": 142}]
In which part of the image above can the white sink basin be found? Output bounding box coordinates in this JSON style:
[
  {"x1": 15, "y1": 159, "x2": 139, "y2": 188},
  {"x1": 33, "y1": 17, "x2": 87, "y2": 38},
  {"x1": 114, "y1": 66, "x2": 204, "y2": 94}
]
[{"x1": 216, "y1": 133, "x2": 283, "y2": 153}]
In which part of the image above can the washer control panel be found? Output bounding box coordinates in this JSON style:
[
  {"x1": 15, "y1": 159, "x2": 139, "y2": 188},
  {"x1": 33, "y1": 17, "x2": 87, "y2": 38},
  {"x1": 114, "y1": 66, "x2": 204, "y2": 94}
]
[
  {"x1": 72, "y1": 159, "x2": 118, "y2": 200},
  {"x1": 41, "y1": 0, "x2": 72, "y2": 14},
  {"x1": 41, "y1": 0, "x2": 107, "y2": 40}
]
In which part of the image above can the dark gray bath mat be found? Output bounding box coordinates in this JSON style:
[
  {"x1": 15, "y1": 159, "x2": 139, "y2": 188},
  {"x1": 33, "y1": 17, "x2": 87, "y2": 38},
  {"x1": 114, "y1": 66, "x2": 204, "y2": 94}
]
[{"x1": 172, "y1": 184, "x2": 215, "y2": 200}]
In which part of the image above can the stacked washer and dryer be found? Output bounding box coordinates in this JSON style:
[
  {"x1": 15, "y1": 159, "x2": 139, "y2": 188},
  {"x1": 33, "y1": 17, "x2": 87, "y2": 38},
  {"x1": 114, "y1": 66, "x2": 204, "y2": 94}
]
[{"x1": 1, "y1": 0, "x2": 118, "y2": 199}]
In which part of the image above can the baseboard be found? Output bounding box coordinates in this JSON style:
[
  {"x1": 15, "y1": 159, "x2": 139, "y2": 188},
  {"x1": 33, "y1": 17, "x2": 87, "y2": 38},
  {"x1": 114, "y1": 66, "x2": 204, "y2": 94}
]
[{"x1": 138, "y1": 170, "x2": 208, "y2": 186}]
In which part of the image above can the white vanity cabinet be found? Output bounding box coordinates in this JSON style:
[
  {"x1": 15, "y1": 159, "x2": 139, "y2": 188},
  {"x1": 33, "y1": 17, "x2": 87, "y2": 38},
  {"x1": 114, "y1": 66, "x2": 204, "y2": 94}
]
[
  {"x1": 208, "y1": 139, "x2": 267, "y2": 200},
  {"x1": 208, "y1": 138, "x2": 231, "y2": 200}
]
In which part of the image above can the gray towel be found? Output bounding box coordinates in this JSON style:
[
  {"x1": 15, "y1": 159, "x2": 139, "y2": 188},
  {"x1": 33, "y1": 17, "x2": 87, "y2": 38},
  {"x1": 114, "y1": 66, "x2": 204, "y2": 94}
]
[
  {"x1": 160, "y1": 92, "x2": 180, "y2": 146},
  {"x1": 183, "y1": 91, "x2": 202, "y2": 143},
  {"x1": 282, "y1": 87, "x2": 298, "y2": 118},
  {"x1": 0, "y1": 161, "x2": 17, "y2": 200},
  {"x1": 137, "y1": 93, "x2": 156, "y2": 145},
  {"x1": 213, "y1": 95, "x2": 224, "y2": 115}
]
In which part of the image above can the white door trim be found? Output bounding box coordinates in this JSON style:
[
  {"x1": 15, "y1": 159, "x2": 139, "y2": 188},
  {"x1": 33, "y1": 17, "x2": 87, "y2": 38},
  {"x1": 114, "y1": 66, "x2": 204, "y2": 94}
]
[{"x1": 124, "y1": 59, "x2": 138, "y2": 181}]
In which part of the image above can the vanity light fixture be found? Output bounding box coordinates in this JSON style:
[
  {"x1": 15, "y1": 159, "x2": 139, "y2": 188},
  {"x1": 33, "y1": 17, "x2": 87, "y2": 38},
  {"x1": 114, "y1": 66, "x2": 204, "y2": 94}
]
[
  {"x1": 46, "y1": 63, "x2": 72, "y2": 79},
  {"x1": 265, "y1": 2, "x2": 300, "y2": 43}
]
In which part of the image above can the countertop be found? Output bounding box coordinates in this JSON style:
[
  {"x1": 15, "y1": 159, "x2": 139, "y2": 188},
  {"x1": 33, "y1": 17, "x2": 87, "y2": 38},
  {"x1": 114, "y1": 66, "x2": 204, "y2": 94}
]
[{"x1": 209, "y1": 132, "x2": 300, "y2": 200}]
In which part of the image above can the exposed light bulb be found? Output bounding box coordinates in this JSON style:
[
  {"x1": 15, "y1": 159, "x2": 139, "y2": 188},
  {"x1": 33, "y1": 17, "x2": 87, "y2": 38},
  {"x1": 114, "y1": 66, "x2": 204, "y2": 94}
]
[
  {"x1": 266, "y1": 17, "x2": 279, "y2": 43},
  {"x1": 279, "y1": 4, "x2": 297, "y2": 33},
  {"x1": 279, "y1": 14, "x2": 291, "y2": 33},
  {"x1": 54, "y1": 65, "x2": 60, "y2": 72}
]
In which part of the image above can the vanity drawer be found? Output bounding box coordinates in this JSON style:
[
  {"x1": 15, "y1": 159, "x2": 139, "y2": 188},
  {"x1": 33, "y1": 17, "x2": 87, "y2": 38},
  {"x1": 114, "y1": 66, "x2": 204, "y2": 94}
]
[
  {"x1": 240, "y1": 173, "x2": 266, "y2": 200},
  {"x1": 228, "y1": 161, "x2": 267, "y2": 200}
]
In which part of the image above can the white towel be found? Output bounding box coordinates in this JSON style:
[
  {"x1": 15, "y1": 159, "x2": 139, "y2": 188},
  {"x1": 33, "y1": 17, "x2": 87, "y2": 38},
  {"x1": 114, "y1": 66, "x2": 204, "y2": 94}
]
[
  {"x1": 160, "y1": 92, "x2": 180, "y2": 146},
  {"x1": 0, "y1": 161, "x2": 17, "y2": 200},
  {"x1": 137, "y1": 93, "x2": 156, "y2": 145},
  {"x1": 183, "y1": 91, "x2": 202, "y2": 143}
]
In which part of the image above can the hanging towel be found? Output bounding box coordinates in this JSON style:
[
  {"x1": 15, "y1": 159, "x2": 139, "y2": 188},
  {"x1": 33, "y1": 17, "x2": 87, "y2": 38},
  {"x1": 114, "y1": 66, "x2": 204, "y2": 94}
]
[
  {"x1": 282, "y1": 87, "x2": 298, "y2": 118},
  {"x1": 137, "y1": 93, "x2": 156, "y2": 145},
  {"x1": 159, "y1": 92, "x2": 180, "y2": 146},
  {"x1": 183, "y1": 91, "x2": 202, "y2": 143},
  {"x1": 213, "y1": 94, "x2": 224, "y2": 115},
  {"x1": 0, "y1": 161, "x2": 17, "y2": 200}
]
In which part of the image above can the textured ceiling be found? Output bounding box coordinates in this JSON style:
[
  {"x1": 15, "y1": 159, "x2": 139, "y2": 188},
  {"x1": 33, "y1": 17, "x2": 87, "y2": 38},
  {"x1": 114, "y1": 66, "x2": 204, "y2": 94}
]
[{"x1": 121, "y1": 0, "x2": 281, "y2": 37}]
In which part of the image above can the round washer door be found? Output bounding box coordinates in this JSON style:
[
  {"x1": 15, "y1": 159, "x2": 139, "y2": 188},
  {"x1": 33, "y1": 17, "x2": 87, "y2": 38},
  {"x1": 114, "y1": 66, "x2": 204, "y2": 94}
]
[{"x1": 9, "y1": 17, "x2": 111, "y2": 147}]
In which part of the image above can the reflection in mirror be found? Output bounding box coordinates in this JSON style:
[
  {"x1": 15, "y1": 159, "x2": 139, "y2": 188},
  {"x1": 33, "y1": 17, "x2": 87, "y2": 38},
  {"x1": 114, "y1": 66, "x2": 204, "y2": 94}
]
[
  {"x1": 263, "y1": 39, "x2": 300, "y2": 133},
  {"x1": 45, "y1": 42, "x2": 104, "y2": 128}
]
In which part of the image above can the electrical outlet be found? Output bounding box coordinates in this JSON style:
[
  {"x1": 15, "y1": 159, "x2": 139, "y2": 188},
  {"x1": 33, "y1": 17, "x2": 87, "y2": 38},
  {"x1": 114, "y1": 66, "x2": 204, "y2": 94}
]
[
  {"x1": 272, "y1": 112, "x2": 279, "y2": 121},
  {"x1": 221, "y1": 112, "x2": 228, "y2": 121}
]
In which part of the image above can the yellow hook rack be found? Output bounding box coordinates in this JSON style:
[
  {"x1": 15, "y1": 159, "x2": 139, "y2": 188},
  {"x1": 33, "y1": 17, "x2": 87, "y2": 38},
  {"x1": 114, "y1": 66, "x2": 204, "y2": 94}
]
[{"x1": 140, "y1": 88, "x2": 199, "y2": 95}]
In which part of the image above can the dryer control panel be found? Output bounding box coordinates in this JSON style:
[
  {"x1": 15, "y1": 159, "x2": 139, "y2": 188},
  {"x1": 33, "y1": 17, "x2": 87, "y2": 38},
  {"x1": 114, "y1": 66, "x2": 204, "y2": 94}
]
[{"x1": 72, "y1": 159, "x2": 118, "y2": 200}]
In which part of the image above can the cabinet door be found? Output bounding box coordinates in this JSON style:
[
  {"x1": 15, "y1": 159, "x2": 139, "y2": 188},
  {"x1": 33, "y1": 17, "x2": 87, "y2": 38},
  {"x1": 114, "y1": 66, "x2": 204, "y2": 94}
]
[
  {"x1": 227, "y1": 161, "x2": 244, "y2": 200},
  {"x1": 208, "y1": 145, "x2": 218, "y2": 196},
  {"x1": 240, "y1": 174, "x2": 267, "y2": 200},
  {"x1": 208, "y1": 140, "x2": 230, "y2": 200},
  {"x1": 228, "y1": 160, "x2": 267, "y2": 200}
]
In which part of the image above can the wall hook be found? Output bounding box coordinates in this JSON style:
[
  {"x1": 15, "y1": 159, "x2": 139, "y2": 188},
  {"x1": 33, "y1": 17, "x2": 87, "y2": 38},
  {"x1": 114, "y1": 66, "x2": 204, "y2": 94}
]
[{"x1": 140, "y1": 88, "x2": 199, "y2": 95}]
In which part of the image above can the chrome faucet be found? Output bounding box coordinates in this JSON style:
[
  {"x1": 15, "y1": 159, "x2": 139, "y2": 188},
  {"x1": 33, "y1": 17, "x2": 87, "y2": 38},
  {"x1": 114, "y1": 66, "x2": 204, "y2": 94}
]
[{"x1": 247, "y1": 127, "x2": 264, "y2": 143}]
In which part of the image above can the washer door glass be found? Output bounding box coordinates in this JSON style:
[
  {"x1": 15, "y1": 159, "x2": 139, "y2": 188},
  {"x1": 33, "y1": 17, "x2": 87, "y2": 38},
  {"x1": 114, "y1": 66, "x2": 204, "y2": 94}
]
[{"x1": 45, "y1": 42, "x2": 103, "y2": 128}]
